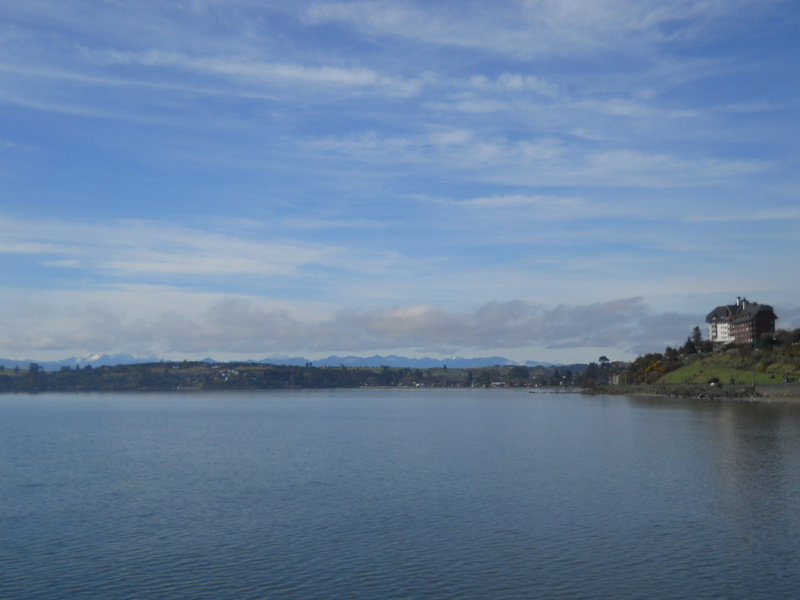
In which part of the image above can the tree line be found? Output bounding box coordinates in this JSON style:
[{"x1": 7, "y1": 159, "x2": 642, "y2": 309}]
[{"x1": 0, "y1": 361, "x2": 588, "y2": 393}]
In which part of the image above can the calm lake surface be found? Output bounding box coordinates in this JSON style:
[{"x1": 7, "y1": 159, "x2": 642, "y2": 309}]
[{"x1": 3, "y1": 388, "x2": 800, "y2": 599}]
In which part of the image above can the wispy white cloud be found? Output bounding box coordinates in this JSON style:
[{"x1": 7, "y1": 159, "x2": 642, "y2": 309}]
[
  {"x1": 684, "y1": 207, "x2": 800, "y2": 223},
  {"x1": 575, "y1": 98, "x2": 698, "y2": 120},
  {"x1": 95, "y1": 50, "x2": 426, "y2": 96},
  {"x1": 720, "y1": 101, "x2": 790, "y2": 113},
  {"x1": 304, "y1": 0, "x2": 776, "y2": 59},
  {"x1": 460, "y1": 194, "x2": 584, "y2": 210},
  {"x1": 0, "y1": 241, "x2": 65, "y2": 254},
  {"x1": 426, "y1": 99, "x2": 511, "y2": 114},
  {"x1": 0, "y1": 217, "x2": 381, "y2": 282},
  {"x1": 581, "y1": 149, "x2": 769, "y2": 185},
  {"x1": 468, "y1": 73, "x2": 561, "y2": 98},
  {"x1": 300, "y1": 128, "x2": 770, "y2": 188}
]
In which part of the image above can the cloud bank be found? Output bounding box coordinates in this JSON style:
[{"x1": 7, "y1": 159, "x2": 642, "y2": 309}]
[{"x1": 0, "y1": 294, "x2": 702, "y2": 361}]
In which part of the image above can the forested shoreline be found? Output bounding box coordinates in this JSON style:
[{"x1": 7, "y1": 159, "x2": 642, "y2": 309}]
[{"x1": 0, "y1": 361, "x2": 587, "y2": 393}]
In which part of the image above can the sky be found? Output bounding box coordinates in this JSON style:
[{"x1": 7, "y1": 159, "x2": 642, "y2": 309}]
[{"x1": 1, "y1": 0, "x2": 798, "y2": 364}]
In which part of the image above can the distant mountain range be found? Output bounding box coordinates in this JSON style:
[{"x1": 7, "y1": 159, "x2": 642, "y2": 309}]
[
  {"x1": 0, "y1": 354, "x2": 161, "y2": 372},
  {"x1": 263, "y1": 355, "x2": 555, "y2": 369},
  {"x1": 0, "y1": 353, "x2": 556, "y2": 371}
]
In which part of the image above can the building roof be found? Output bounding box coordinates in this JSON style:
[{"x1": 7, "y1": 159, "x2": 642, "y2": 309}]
[
  {"x1": 705, "y1": 305, "x2": 736, "y2": 322},
  {"x1": 706, "y1": 297, "x2": 777, "y2": 323},
  {"x1": 731, "y1": 302, "x2": 776, "y2": 323}
]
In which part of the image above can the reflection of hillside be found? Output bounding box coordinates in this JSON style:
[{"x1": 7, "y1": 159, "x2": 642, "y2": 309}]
[
  {"x1": 620, "y1": 394, "x2": 800, "y2": 569},
  {"x1": 708, "y1": 403, "x2": 800, "y2": 544}
]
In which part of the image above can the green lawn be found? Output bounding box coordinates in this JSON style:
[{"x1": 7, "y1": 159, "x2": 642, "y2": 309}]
[{"x1": 659, "y1": 353, "x2": 799, "y2": 385}]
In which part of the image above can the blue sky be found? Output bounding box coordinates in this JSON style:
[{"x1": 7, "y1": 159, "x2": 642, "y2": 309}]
[{"x1": 1, "y1": 0, "x2": 798, "y2": 363}]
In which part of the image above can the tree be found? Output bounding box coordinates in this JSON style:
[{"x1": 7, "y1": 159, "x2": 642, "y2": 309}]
[
  {"x1": 598, "y1": 356, "x2": 610, "y2": 380},
  {"x1": 475, "y1": 370, "x2": 491, "y2": 387},
  {"x1": 27, "y1": 363, "x2": 44, "y2": 392},
  {"x1": 580, "y1": 363, "x2": 602, "y2": 388},
  {"x1": 508, "y1": 365, "x2": 530, "y2": 382},
  {"x1": 597, "y1": 357, "x2": 610, "y2": 384},
  {"x1": 757, "y1": 333, "x2": 778, "y2": 352}
]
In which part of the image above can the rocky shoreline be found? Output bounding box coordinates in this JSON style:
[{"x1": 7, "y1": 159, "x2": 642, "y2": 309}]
[{"x1": 588, "y1": 383, "x2": 800, "y2": 403}]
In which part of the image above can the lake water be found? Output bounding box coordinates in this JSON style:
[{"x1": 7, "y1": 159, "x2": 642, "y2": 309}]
[{"x1": 2, "y1": 389, "x2": 800, "y2": 599}]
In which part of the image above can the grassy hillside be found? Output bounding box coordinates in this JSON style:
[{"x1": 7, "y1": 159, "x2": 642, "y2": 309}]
[{"x1": 658, "y1": 351, "x2": 800, "y2": 385}]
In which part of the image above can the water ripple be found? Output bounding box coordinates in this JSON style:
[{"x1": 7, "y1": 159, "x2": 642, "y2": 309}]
[{"x1": 3, "y1": 390, "x2": 800, "y2": 599}]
